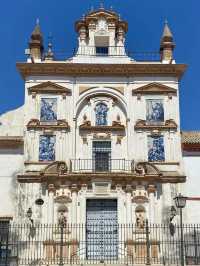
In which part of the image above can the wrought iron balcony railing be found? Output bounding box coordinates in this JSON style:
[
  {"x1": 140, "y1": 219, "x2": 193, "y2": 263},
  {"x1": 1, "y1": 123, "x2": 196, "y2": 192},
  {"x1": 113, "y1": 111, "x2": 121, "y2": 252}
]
[
  {"x1": 69, "y1": 159, "x2": 134, "y2": 173},
  {"x1": 0, "y1": 223, "x2": 200, "y2": 265},
  {"x1": 75, "y1": 45, "x2": 127, "y2": 57},
  {"x1": 24, "y1": 47, "x2": 161, "y2": 62}
]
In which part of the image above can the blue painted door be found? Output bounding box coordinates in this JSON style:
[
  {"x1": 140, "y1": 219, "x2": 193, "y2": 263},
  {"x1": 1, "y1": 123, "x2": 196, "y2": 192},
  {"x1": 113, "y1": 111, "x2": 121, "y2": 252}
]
[{"x1": 86, "y1": 199, "x2": 118, "y2": 260}]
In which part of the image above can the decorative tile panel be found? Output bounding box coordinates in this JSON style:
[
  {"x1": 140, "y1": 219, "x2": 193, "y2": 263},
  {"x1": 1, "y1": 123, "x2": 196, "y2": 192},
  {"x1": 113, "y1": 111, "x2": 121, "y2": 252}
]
[
  {"x1": 40, "y1": 98, "x2": 57, "y2": 122},
  {"x1": 148, "y1": 136, "x2": 165, "y2": 162},
  {"x1": 95, "y1": 103, "x2": 108, "y2": 126},
  {"x1": 146, "y1": 99, "x2": 164, "y2": 123},
  {"x1": 39, "y1": 135, "x2": 56, "y2": 161}
]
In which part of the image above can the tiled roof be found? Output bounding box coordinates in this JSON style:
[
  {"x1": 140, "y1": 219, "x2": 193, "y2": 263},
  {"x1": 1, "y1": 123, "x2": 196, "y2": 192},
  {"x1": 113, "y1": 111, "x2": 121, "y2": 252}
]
[{"x1": 181, "y1": 131, "x2": 200, "y2": 144}]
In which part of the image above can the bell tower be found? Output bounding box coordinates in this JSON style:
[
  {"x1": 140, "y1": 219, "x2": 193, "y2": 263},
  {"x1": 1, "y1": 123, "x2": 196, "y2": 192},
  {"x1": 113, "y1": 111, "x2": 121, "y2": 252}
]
[{"x1": 73, "y1": 6, "x2": 130, "y2": 63}]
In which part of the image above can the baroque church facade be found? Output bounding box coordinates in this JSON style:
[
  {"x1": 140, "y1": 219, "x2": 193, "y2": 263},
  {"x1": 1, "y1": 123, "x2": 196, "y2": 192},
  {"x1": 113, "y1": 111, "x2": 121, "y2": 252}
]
[{"x1": 0, "y1": 7, "x2": 199, "y2": 228}]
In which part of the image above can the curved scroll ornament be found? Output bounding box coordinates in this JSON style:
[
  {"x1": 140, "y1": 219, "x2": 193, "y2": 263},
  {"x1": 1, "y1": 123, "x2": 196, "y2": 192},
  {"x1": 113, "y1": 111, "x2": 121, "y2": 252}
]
[
  {"x1": 41, "y1": 161, "x2": 68, "y2": 175},
  {"x1": 135, "y1": 162, "x2": 162, "y2": 176}
]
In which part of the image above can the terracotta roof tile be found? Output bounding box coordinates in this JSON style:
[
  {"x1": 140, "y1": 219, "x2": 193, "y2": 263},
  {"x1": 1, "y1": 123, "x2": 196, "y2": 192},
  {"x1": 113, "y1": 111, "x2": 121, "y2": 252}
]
[{"x1": 181, "y1": 131, "x2": 200, "y2": 144}]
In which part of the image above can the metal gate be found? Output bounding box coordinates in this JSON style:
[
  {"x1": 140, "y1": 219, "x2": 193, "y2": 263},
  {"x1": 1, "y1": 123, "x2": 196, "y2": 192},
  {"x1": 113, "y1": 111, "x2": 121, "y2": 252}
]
[{"x1": 86, "y1": 199, "x2": 118, "y2": 260}]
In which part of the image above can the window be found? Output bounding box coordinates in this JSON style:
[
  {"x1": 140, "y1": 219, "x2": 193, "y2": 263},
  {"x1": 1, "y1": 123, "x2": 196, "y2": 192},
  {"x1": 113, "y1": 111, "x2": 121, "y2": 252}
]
[
  {"x1": 93, "y1": 141, "x2": 111, "y2": 172},
  {"x1": 95, "y1": 102, "x2": 108, "y2": 126},
  {"x1": 40, "y1": 98, "x2": 57, "y2": 122},
  {"x1": 146, "y1": 99, "x2": 164, "y2": 123},
  {"x1": 39, "y1": 135, "x2": 56, "y2": 161},
  {"x1": 96, "y1": 46, "x2": 108, "y2": 56},
  {"x1": 148, "y1": 136, "x2": 165, "y2": 162}
]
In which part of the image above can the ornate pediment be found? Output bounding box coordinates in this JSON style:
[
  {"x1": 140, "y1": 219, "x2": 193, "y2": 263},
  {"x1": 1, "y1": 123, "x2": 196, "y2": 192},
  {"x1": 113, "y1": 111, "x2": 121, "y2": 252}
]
[
  {"x1": 132, "y1": 82, "x2": 177, "y2": 96},
  {"x1": 86, "y1": 10, "x2": 119, "y2": 20},
  {"x1": 134, "y1": 119, "x2": 177, "y2": 131},
  {"x1": 75, "y1": 8, "x2": 128, "y2": 33},
  {"x1": 27, "y1": 119, "x2": 70, "y2": 130},
  {"x1": 28, "y1": 81, "x2": 71, "y2": 98}
]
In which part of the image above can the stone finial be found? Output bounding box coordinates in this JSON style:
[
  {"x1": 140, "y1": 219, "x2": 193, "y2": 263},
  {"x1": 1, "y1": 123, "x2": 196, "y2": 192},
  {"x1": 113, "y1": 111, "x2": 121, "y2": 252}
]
[
  {"x1": 100, "y1": 1, "x2": 104, "y2": 9},
  {"x1": 160, "y1": 20, "x2": 175, "y2": 62},
  {"x1": 29, "y1": 19, "x2": 44, "y2": 61},
  {"x1": 45, "y1": 33, "x2": 54, "y2": 61}
]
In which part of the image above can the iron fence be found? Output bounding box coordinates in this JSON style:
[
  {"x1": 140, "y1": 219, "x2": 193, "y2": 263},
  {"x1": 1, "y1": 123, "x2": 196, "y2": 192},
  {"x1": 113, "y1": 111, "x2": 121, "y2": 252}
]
[
  {"x1": 1, "y1": 223, "x2": 200, "y2": 265},
  {"x1": 70, "y1": 159, "x2": 134, "y2": 173},
  {"x1": 23, "y1": 48, "x2": 161, "y2": 62}
]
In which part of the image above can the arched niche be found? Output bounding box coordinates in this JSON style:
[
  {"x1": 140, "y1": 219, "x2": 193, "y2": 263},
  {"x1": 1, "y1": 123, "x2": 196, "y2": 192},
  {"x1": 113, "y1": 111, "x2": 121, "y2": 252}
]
[{"x1": 75, "y1": 88, "x2": 127, "y2": 128}]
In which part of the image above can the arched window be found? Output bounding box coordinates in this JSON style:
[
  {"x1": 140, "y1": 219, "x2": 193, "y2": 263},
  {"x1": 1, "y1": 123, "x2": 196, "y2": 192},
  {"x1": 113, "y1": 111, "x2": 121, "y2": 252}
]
[{"x1": 95, "y1": 103, "x2": 108, "y2": 126}]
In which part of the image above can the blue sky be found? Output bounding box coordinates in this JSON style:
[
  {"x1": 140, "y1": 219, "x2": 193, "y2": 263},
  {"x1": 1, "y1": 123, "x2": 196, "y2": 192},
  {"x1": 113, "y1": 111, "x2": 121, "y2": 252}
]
[{"x1": 0, "y1": 0, "x2": 198, "y2": 130}]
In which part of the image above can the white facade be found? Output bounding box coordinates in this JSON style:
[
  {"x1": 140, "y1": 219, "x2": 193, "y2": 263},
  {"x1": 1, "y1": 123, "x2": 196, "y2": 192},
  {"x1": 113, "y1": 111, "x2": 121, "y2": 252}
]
[{"x1": 0, "y1": 7, "x2": 198, "y2": 227}]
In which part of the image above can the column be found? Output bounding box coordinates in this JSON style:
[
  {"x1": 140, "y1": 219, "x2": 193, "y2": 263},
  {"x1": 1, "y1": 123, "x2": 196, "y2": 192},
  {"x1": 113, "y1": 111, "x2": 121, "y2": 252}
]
[
  {"x1": 126, "y1": 185, "x2": 132, "y2": 224},
  {"x1": 71, "y1": 184, "x2": 78, "y2": 224},
  {"x1": 162, "y1": 183, "x2": 172, "y2": 222},
  {"x1": 48, "y1": 184, "x2": 55, "y2": 224},
  {"x1": 147, "y1": 185, "x2": 156, "y2": 224}
]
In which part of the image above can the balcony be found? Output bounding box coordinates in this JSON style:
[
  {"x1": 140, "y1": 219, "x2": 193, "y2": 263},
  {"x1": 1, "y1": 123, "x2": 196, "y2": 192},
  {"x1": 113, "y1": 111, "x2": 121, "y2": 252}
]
[
  {"x1": 0, "y1": 223, "x2": 199, "y2": 266},
  {"x1": 73, "y1": 46, "x2": 160, "y2": 61},
  {"x1": 69, "y1": 159, "x2": 134, "y2": 173}
]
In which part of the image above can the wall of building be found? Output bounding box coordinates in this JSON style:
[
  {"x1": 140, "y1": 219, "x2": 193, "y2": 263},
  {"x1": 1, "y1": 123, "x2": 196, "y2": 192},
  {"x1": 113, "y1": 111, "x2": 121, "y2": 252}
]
[
  {"x1": 0, "y1": 148, "x2": 23, "y2": 217},
  {"x1": 183, "y1": 155, "x2": 200, "y2": 223}
]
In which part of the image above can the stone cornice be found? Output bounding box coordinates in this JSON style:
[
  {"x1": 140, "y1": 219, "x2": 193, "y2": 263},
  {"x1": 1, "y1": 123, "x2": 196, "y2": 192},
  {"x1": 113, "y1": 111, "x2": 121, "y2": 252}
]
[
  {"x1": 16, "y1": 63, "x2": 187, "y2": 80},
  {"x1": 0, "y1": 136, "x2": 24, "y2": 148},
  {"x1": 132, "y1": 82, "x2": 177, "y2": 95},
  {"x1": 17, "y1": 172, "x2": 186, "y2": 184},
  {"x1": 27, "y1": 119, "x2": 70, "y2": 131},
  {"x1": 134, "y1": 119, "x2": 177, "y2": 131},
  {"x1": 79, "y1": 121, "x2": 125, "y2": 132},
  {"x1": 17, "y1": 160, "x2": 186, "y2": 184}
]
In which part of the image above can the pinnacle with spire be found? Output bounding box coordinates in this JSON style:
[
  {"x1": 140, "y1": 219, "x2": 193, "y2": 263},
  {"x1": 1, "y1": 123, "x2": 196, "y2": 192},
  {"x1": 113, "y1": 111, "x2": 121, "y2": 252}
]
[
  {"x1": 29, "y1": 19, "x2": 44, "y2": 61},
  {"x1": 31, "y1": 18, "x2": 43, "y2": 41},
  {"x1": 161, "y1": 20, "x2": 173, "y2": 42},
  {"x1": 160, "y1": 20, "x2": 175, "y2": 62}
]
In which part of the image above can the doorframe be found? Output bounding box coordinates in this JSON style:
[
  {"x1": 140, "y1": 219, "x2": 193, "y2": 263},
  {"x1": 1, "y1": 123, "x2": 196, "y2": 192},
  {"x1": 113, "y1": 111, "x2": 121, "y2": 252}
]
[{"x1": 85, "y1": 198, "x2": 119, "y2": 261}]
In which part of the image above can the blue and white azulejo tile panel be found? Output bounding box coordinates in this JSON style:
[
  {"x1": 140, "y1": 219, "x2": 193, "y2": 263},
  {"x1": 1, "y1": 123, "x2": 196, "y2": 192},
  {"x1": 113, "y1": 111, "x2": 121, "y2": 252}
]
[
  {"x1": 95, "y1": 102, "x2": 108, "y2": 126},
  {"x1": 39, "y1": 135, "x2": 56, "y2": 161},
  {"x1": 40, "y1": 98, "x2": 57, "y2": 122},
  {"x1": 146, "y1": 99, "x2": 164, "y2": 123},
  {"x1": 148, "y1": 135, "x2": 165, "y2": 162}
]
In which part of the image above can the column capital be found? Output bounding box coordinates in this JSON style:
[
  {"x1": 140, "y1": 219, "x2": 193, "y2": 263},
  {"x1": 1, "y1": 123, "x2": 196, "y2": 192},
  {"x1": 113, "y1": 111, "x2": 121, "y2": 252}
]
[
  {"x1": 48, "y1": 184, "x2": 56, "y2": 194},
  {"x1": 71, "y1": 184, "x2": 79, "y2": 192},
  {"x1": 126, "y1": 185, "x2": 132, "y2": 193},
  {"x1": 147, "y1": 184, "x2": 156, "y2": 194}
]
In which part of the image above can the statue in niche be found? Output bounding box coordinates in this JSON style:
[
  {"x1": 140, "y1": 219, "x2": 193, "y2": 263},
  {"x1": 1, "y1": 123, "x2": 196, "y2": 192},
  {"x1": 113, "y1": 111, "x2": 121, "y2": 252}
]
[
  {"x1": 57, "y1": 204, "x2": 68, "y2": 226},
  {"x1": 58, "y1": 211, "x2": 67, "y2": 226},
  {"x1": 135, "y1": 206, "x2": 146, "y2": 229}
]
